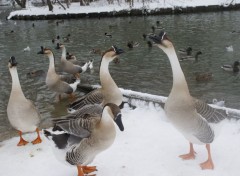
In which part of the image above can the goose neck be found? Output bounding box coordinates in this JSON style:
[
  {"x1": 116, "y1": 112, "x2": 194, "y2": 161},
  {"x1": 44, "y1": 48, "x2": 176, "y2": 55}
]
[
  {"x1": 100, "y1": 57, "x2": 114, "y2": 88},
  {"x1": 61, "y1": 47, "x2": 66, "y2": 60},
  {"x1": 9, "y1": 67, "x2": 24, "y2": 95},
  {"x1": 164, "y1": 47, "x2": 190, "y2": 94},
  {"x1": 48, "y1": 53, "x2": 56, "y2": 72}
]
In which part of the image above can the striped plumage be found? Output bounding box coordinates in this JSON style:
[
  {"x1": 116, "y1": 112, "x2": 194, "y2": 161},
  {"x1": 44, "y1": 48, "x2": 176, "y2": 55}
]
[
  {"x1": 68, "y1": 46, "x2": 124, "y2": 112},
  {"x1": 149, "y1": 31, "x2": 228, "y2": 170},
  {"x1": 44, "y1": 103, "x2": 124, "y2": 176}
]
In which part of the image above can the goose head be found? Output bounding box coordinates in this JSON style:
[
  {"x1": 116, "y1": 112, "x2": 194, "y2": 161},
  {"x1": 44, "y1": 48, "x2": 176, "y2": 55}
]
[
  {"x1": 104, "y1": 103, "x2": 124, "y2": 131},
  {"x1": 8, "y1": 56, "x2": 18, "y2": 68},
  {"x1": 37, "y1": 47, "x2": 53, "y2": 57},
  {"x1": 102, "y1": 45, "x2": 124, "y2": 63},
  {"x1": 148, "y1": 31, "x2": 173, "y2": 53}
]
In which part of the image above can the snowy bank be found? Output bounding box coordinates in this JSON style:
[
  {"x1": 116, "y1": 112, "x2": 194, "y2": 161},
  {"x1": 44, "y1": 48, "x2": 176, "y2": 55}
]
[
  {"x1": 7, "y1": 0, "x2": 240, "y2": 20},
  {"x1": 0, "y1": 102, "x2": 240, "y2": 176}
]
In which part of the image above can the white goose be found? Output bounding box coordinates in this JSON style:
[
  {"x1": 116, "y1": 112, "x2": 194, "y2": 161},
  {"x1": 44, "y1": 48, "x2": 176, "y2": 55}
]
[
  {"x1": 68, "y1": 46, "x2": 124, "y2": 112},
  {"x1": 44, "y1": 103, "x2": 124, "y2": 176},
  {"x1": 7, "y1": 56, "x2": 42, "y2": 146},
  {"x1": 149, "y1": 32, "x2": 228, "y2": 170}
]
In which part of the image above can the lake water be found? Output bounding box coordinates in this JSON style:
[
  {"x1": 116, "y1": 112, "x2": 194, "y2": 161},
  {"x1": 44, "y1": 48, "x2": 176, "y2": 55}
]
[{"x1": 0, "y1": 7, "x2": 240, "y2": 141}]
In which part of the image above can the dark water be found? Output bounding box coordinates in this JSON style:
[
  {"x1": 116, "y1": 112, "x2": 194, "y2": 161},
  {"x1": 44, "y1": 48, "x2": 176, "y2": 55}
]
[{"x1": 0, "y1": 8, "x2": 240, "y2": 141}]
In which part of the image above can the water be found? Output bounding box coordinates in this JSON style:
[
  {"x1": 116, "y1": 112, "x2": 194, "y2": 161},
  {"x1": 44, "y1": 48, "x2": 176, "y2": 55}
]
[{"x1": 0, "y1": 8, "x2": 240, "y2": 141}]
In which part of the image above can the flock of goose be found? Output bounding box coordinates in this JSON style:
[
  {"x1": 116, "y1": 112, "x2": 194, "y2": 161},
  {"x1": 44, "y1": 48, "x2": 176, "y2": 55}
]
[{"x1": 6, "y1": 30, "x2": 235, "y2": 175}]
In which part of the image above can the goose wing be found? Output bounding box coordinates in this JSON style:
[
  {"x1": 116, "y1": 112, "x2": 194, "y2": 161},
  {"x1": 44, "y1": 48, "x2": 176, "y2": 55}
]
[
  {"x1": 53, "y1": 104, "x2": 102, "y2": 138},
  {"x1": 68, "y1": 89, "x2": 103, "y2": 110},
  {"x1": 194, "y1": 98, "x2": 228, "y2": 123},
  {"x1": 56, "y1": 79, "x2": 73, "y2": 94}
]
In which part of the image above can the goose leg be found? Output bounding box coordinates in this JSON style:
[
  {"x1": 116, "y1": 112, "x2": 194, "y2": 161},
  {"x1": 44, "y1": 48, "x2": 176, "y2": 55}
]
[
  {"x1": 77, "y1": 165, "x2": 84, "y2": 176},
  {"x1": 200, "y1": 144, "x2": 214, "y2": 170},
  {"x1": 17, "y1": 131, "x2": 29, "y2": 146},
  {"x1": 31, "y1": 128, "x2": 42, "y2": 145},
  {"x1": 179, "y1": 143, "x2": 196, "y2": 160},
  {"x1": 82, "y1": 166, "x2": 97, "y2": 174},
  {"x1": 75, "y1": 73, "x2": 80, "y2": 79}
]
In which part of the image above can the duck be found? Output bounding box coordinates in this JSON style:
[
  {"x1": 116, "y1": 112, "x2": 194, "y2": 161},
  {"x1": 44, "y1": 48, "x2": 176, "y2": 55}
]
[
  {"x1": 52, "y1": 35, "x2": 60, "y2": 44},
  {"x1": 212, "y1": 99, "x2": 225, "y2": 107},
  {"x1": 221, "y1": 61, "x2": 240, "y2": 73},
  {"x1": 63, "y1": 34, "x2": 71, "y2": 42},
  {"x1": 90, "y1": 48, "x2": 102, "y2": 55},
  {"x1": 23, "y1": 46, "x2": 31, "y2": 52},
  {"x1": 142, "y1": 33, "x2": 147, "y2": 40},
  {"x1": 195, "y1": 72, "x2": 213, "y2": 82},
  {"x1": 7, "y1": 56, "x2": 42, "y2": 146},
  {"x1": 104, "y1": 32, "x2": 112, "y2": 38},
  {"x1": 127, "y1": 41, "x2": 140, "y2": 49},
  {"x1": 26, "y1": 69, "x2": 45, "y2": 78},
  {"x1": 58, "y1": 43, "x2": 89, "y2": 78},
  {"x1": 44, "y1": 103, "x2": 124, "y2": 176},
  {"x1": 226, "y1": 45, "x2": 233, "y2": 52},
  {"x1": 147, "y1": 41, "x2": 152, "y2": 48},
  {"x1": 149, "y1": 31, "x2": 228, "y2": 170},
  {"x1": 180, "y1": 51, "x2": 202, "y2": 62},
  {"x1": 178, "y1": 46, "x2": 192, "y2": 55},
  {"x1": 37, "y1": 47, "x2": 80, "y2": 101},
  {"x1": 68, "y1": 45, "x2": 124, "y2": 112}
]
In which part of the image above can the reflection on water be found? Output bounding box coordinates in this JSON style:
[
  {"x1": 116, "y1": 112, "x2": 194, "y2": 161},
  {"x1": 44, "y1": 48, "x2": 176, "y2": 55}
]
[{"x1": 0, "y1": 8, "x2": 240, "y2": 141}]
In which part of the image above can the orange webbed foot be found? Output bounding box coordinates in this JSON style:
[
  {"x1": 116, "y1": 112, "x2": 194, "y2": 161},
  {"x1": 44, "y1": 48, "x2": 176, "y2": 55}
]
[
  {"x1": 179, "y1": 151, "x2": 196, "y2": 160},
  {"x1": 200, "y1": 159, "x2": 214, "y2": 170},
  {"x1": 82, "y1": 166, "x2": 97, "y2": 174},
  {"x1": 31, "y1": 137, "x2": 42, "y2": 145},
  {"x1": 17, "y1": 138, "x2": 29, "y2": 146}
]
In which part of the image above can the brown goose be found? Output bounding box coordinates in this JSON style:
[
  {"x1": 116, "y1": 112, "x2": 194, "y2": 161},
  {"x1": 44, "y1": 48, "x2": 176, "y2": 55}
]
[
  {"x1": 44, "y1": 103, "x2": 124, "y2": 176},
  {"x1": 7, "y1": 56, "x2": 42, "y2": 146},
  {"x1": 38, "y1": 47, "x2": 80, "y2": 101},
  {"x1": 149, "y1": 32, "x2": 228, "y2": 170},
  {"x1": 58, "y1": 43, "x2": 89, "y2": 78},
  {"x1": 68, "y1": 45, "x2": 124, "y2": 112}
]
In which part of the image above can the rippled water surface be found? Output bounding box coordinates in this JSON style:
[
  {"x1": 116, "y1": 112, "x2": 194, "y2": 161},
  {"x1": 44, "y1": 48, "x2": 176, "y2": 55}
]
[{"x1": 0, "y1": 8, "x2": 240, "y2": 141}]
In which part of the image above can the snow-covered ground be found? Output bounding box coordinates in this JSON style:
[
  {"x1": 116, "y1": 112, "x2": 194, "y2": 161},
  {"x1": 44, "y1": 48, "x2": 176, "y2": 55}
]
[
  {"x1": 7, "y1": 0, "x2": 240, "y2": 19},
  {"x1": 0, "y1": 100, "x2": 240, "y2": 176}
]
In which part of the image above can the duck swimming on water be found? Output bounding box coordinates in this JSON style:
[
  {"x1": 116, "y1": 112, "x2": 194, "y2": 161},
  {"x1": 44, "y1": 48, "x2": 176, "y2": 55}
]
[
  {"x1": 221, "y1": 61, "x2": 239, "y2": 73},
  {"x1": 149, "y1": 31, "x2": 228, "y2": 170},
  {"x1": 7, "y1": 56, "x2": 42, "y2": 146}
]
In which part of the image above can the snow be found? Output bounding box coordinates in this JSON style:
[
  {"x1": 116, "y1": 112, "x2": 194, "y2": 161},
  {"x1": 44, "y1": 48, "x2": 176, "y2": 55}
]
[
  {"x1": 0, "y1": 100, "x2": 240, "y2": 176},
  {"x1": 7, "y1": 0, "x2": 240, "y2": 19}
]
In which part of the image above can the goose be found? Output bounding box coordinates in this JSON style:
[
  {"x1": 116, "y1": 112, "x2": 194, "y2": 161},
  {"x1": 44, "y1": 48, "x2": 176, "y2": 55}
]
[
  {"x1": 58, "y1": 43, "x2": 89, "y2": 78},
  {"x1": 44, "y1": 103, "x2": 124, "y2": 176},
  {"x1": 180, "y1": 51, "x2": 202, "y2": 62},
  {"x1": 7, "y1": 56, "x2": 42, "y2": 146},
  {"x1": 37, "y1": 47, "x2": 80, "y2": 101},
  {"x1": 178, "y1": 46, "x2": 192, "y2": 55},
  {"x1": 149, "y1": 31, "x2": 228, "y2": 170},
  {"x1": 68, "y1": 46, "x2": 124, "y2": 112},
  {"x1": 142, "y1": 33, "x2": 147, "y2": 40},
  {"x1": 221, "y1": 61, "x2": 239, "y2": 73}
]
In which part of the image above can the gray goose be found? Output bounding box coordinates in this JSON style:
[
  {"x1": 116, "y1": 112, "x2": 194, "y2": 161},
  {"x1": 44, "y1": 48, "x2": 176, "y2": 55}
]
[
  {"x1": 68, "y1": 46, "x2": 124, "y2": 112},
  {"x1": 149, "y1": 32, "x2": 228, "y2": 170},
  {"x1": 38, "y1": 47, "x2": 80, "y2": 101},
  {"x1": 58, "y1": 43, "x2": 89, "y2": 78},
  {"x1": 7, "y1": 56, "x2": 42, "y2": 146},
  {"x1": 44, "y1": 103, "x2": 124, "y2": 176}
]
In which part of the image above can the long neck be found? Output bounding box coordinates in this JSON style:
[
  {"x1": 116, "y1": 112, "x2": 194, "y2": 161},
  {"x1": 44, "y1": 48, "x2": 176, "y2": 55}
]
[
  {"x1": 100, "y1": 57, "x2": 117, "y2": 90},
  {"x1": 61, "y1": 47, "x2": 67, "y2": 61},
  {"x1": 48, "y1": 53, "x2": 56, "y2": 72},
  {"x1": 9, "y1": 67, "x2": 24, "y2": 96},
  {"x1": 164, "y1": 47, "x2": 190, "y2": 95}
]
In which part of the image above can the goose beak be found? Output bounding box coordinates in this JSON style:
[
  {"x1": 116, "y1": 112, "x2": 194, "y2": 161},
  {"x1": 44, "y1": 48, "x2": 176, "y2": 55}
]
[
  {"x1": 112, "y1": 45, "x2": 124, "y2": 55},
  {"x1": 37, "y1": 46, "x2": 44, "y2": 54},
  {"x1": 9, "y1": 56, "x2": 18, "y2": 67},
  {"x1": 114, "y1": 113, "x2": 124, "y2": 131},
  {"x1": 148, "y1": 31, "x2": 167, "y2": 44}
]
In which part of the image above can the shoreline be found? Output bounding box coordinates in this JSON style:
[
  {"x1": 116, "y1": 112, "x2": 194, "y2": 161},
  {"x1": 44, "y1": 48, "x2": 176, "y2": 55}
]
[{"x1": 8, "y1": 3, "x2": 240, "y2": 20}]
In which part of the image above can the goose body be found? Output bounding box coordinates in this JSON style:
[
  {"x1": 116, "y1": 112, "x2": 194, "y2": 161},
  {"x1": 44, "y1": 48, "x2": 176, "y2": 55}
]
[
  {"x1": 221, "y1": 61, "x2": 239, "y2": 73},
  {"x1": 68, "y1": 46, "x2": 124, "y2": 112},
  {"x1": 44, "y1": 103, "x2": 124, "y2": 176},
  {"x1": 7, "y1": 56, "x2": 42, "y2": 146},
  {"x1": 149, "y1": 32, "x2": 228, "y2": 170},
  {"x1": 38, "y1": 48, "x2": 80, "y2": 101},
  {"x1": 59, "y1": 44, "x2": 88, "y2": 77}
]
